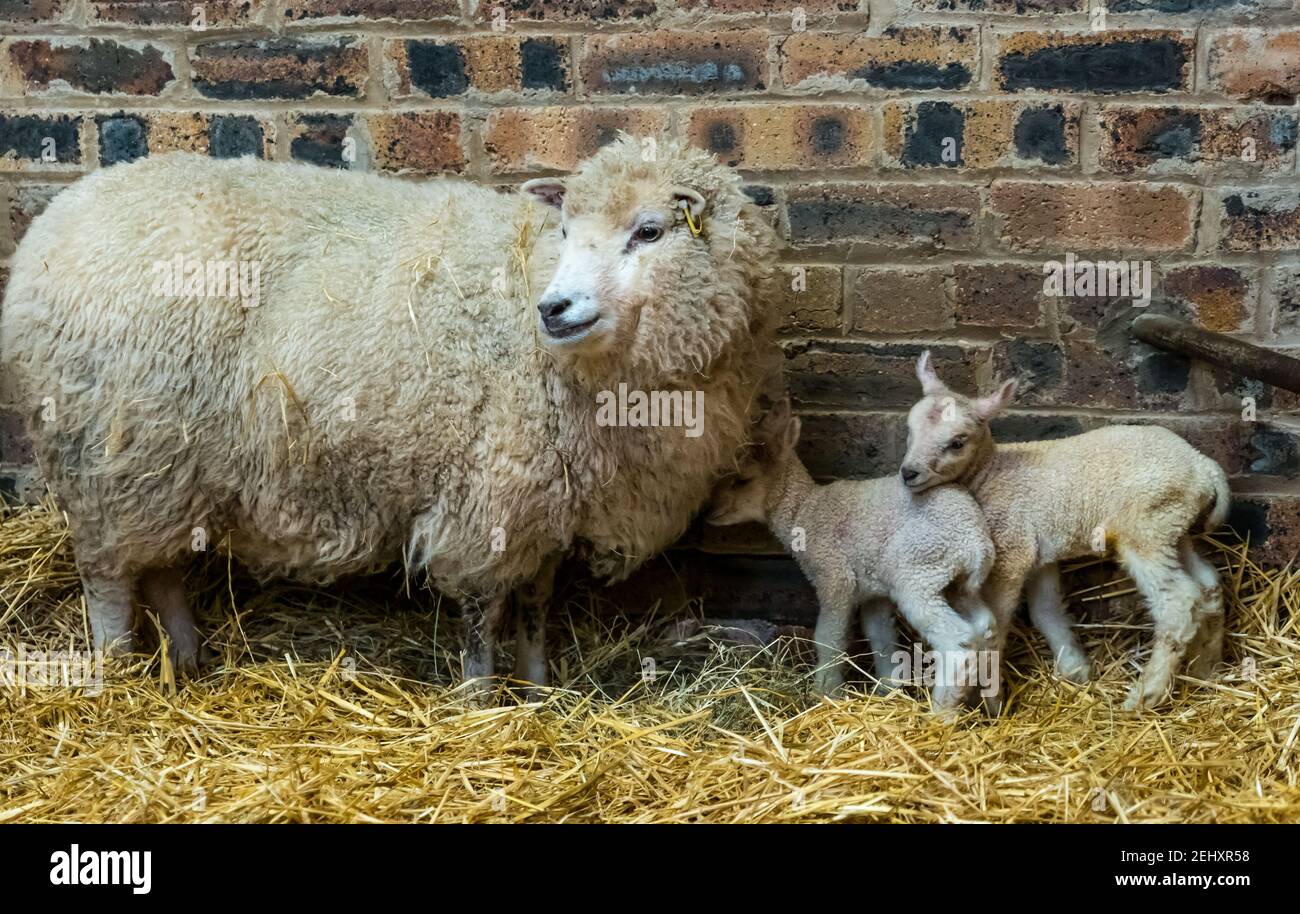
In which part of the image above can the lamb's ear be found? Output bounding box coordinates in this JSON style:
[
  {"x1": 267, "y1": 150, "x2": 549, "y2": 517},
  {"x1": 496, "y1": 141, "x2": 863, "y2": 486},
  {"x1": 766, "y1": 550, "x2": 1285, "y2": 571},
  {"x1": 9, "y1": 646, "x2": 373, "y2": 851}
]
[
  {"x1": 975, "y1": 378, "x2": 1017, "y2": 421},
  {"x1": 521, "y1": 178, "x2": 566, "y2": 209},
  {"x1": 758, "y1": 397, "x2": 791, "y2": 437},
  {"x1": 916, "y1": 350, "x2": 946, "y2": 396},
  {"x1": 782, "y1": 416, "x2": 802, "y2": 453},
  {"x1": 671, "y1": 186, "x2": 707, "y2": 222}
]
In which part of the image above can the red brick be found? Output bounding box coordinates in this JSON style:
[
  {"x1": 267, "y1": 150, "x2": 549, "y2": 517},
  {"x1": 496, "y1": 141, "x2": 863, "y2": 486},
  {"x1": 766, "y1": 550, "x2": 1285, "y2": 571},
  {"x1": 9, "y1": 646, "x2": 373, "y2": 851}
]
[
  {"x1": 908, "y1": 0, "x2": 1080, "y2": 9},
  {"x1": 191, "y1": 37, "x2": 367, "y2": 101},
  {"x1": 996, "y1": 30, "x2": 1193, "y2": 94},
  {"x1": 1215, "y1": 188, "x2": 1300, "y2": 252},
  {"x1": 780, "y1": 27, "x2": 977, "y2": 92},
  {"x1": 775, "y1": 265, "x2": 843, "y2": 336},
  {"x1": 1225, "y1": 497, "x2": 1300, "y2": 567},
  {"x1": 94, "y1": 111, "x2": 276, "y2": 164},
  {"x1": 368, "y1": 112, "x2": 465, "y2": 175},
  {"x1": 1163, "y1": 265, "x2": 1257, "y2": 333},
  {"x1": 846, "y1": 267, "x2": 951, "y2": 333},
  {"x1": 582, "y1": 30, "x2": 768, "y2": 95},
  {"x1": 687, "y1": 104, "x2": 871, "y2": 169},
  {"x1": 384, "y1": 37, "x2": 569, "y2": 99},
  {"x1": 0, "y1": 0, "x2": 69, "y2": 22},
  {"x1": 991, "y1": 181, "x2": 1195, "y2": 252},
  {"x1": 89, "y1": 0, "x2": 262, "y2": 26},
  {"x1": 1208, "y1": 29, "x2": 1300, "y2": 102},
  {"x1": 3, "y1": 38, "x2": 176, "y2": 97},
  {"x1": 784, "y1": 340, "x2": 984, "y2": 408},
  {"x1": 1098, "y1": 106, "x2": 1297, "y2": 175},
  {"x1": 472, "y1": 0, "x2": 659, "y2": 23},
  {"x1": 786, "y1": 183, "x2": 980, "y2": 252},
  {"x1": 954, "y1": 263, "x2": 1047, "y2": 329},
  {"x1": 796, "y1": 411, "x2": 905, "y2": 480},
  {"x1": 883, "y1": 100, "x2": 1079, "y2": 169},
  {"x1": 283, "y1": 0, "x2": 460, "y2": 21},
  {"x1": 483, "y1": 106, "x2": 666, "y2": 173}
]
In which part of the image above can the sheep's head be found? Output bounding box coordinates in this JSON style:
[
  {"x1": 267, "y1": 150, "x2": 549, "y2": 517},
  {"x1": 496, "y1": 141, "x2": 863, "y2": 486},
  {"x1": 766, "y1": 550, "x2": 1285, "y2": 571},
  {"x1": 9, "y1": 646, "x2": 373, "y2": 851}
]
[
  {"x1": 707, "y1": 399, "x2": 800, "y2": 527},
  {"x1": 899, "y1": 352, "x2": 1016, "y2": 492},
  {"x1": 522, "y1": 134, "x2": 773, "y2": 386}
]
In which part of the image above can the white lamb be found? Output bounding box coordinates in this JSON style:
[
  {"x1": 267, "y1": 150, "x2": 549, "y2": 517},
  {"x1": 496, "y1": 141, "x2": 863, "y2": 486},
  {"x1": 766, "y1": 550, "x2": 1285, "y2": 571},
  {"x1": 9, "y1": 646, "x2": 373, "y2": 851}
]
[
  {"x1": 0, "y1": 135, "x2": 779, "y2": 698},
  {"x1": 900, "y1": 353, "x2": 1232, "y2": 710},
  {"x1": 708, "y1": 399, "x2": 998, "y2": 714}
]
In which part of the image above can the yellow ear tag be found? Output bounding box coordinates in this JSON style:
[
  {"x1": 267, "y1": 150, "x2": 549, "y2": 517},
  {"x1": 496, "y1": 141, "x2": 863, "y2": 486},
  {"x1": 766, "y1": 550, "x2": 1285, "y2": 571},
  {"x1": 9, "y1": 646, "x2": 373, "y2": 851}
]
[{"x1": 680, "y1": 201, "x2": 704, "y2": 238}]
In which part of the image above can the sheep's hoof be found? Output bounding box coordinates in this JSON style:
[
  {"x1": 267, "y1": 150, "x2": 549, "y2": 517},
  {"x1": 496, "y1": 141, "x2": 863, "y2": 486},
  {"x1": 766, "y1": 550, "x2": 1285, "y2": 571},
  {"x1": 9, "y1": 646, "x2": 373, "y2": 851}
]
[{"x1": 1054, "y1": 652, "x2": 1092, "y2": 685}]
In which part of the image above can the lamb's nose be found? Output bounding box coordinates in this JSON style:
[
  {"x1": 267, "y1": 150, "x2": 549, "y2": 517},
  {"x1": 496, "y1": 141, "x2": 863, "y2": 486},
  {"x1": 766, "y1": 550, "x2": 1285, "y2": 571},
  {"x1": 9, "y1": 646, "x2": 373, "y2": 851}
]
[
  {"x1": 901, "y1": 467, "x2": 919, "y2": 483},
  {"x1": 539, "y1": 297, "x2": 571, "y2": 319}
]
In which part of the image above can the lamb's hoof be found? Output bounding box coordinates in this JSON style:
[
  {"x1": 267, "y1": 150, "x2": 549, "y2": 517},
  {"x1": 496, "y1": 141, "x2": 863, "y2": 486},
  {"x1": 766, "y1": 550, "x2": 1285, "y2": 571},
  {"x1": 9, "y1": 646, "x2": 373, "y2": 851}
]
[
  {"x1": 167, "y1": 640, "x2": 210, "y2": 678},
  {"x1": 1185, "y1": 650, "x2": 1222, "y2": 683},
  {"x1": 1054, "y1": 652, "x2": 1092, "y2": 685},
  {"x1": 1122, "y1": 680, "x2": 1170, "y2": 711},
  {"x1": 981, "y1": 690, "x2": 1004, "y2": 717}
]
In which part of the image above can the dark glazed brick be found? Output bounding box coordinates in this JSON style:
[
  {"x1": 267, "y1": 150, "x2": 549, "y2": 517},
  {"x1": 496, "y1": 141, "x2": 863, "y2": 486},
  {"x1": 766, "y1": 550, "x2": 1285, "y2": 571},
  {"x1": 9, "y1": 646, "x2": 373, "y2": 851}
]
[
  {"x1": 990, "y1": 413, "x2": 1087, "y2": 444},
  {"x1": 7, "y1": 39, "x2": 175, "y2": 96},
  {"x1": 583, "y1": 31, "x2": 767, "y2": 96},
  {"x1": 0, "y1": 0, "x2": 67, "y2": 21},
  {"x1": 786, "y1": 184, "x2": 979, "y2": 251},
  {"x1": 993, "y1": 339, "x2": 1065, "y2": 400},
  {"x1": 191, "y1": 38, "x2": 367, "y2": 101},
  {"x1": 1249, "y1": 429, "x2": 1299, "y2": 477},
  {"x1": 475, "y1": 0, "x2": 658, "y2": 21},
  {"x1": 208, "y1": 115, "x2": 264, "y2": 159},
  {"x1": 780, "y1": 28, "x2": 976, "y2": 92},
  {"x1": 283, "y1": 0, "x2": 460, "y2": 19},
  {"x1": 784, "y1": 340, "x2": 981, "y2": 409},
  {"x1": 406, "y1": 42, "x2": 468, "y2": 97},
  {"x1": 97, "y1": 113, "x2": 148, "y2": 166},
  {"x1": 520, "y1": 39, "x2": 568, "y2": 91},
  {"x1": 743, "y1": 185, "x2": 775, "y2": 207},
  {"x1": 797, "y1": 412, "x2": 904, "y2": 480},
  {"x1": 999, "y1": 33, "x2": 1190, "y2": 94},
  {"x1": 0, "y1": 114, "x2": 80, "y2": 164},
  {"x1": 1014, "y1": 106, "x2": 1069, "y2": 164},
  {"x1": 902, "y1": 102, "x2": 964, "y2": 167},
  {"x1": 1217, "y1": 189, "x2": 1300, "y2": 252},
  {"x1": 290, "y1": 114, "x2": 352, "y2": 168}
]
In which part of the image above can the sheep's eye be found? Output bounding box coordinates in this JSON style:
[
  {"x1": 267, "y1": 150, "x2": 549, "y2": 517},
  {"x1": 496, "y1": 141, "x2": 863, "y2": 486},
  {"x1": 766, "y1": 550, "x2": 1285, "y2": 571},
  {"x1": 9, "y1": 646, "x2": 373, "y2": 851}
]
[
  {"x1": 634, "y1": 224, "x2": 662, "y2": 244},
  {"x1": 948, "y1": 437, "x2": 966, "y2": 452},
  {"x1": 561, "y1": 226, "x2": 567, "y2": 239}
]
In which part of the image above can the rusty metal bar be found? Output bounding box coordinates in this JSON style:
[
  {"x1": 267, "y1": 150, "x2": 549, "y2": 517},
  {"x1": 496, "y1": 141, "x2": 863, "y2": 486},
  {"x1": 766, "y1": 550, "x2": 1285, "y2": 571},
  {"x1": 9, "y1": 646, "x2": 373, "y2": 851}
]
[{"x1": 1131, "y1": 314, "x2": 1300, "y2": 395}]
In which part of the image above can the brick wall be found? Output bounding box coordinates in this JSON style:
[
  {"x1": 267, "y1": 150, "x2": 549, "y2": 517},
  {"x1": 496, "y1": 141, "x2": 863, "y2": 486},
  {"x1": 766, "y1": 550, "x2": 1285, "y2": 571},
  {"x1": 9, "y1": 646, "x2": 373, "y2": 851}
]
[{"x1": 2, "y1": 1, "x2": 1299, "y2": 620}]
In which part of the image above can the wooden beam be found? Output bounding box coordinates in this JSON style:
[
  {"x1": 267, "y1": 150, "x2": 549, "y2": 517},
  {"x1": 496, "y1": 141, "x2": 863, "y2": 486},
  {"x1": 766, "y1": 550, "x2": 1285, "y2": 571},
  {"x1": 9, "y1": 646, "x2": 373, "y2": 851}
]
[{"x1": 1130, "y1": 314, "x2": 1300, "y2": 395}]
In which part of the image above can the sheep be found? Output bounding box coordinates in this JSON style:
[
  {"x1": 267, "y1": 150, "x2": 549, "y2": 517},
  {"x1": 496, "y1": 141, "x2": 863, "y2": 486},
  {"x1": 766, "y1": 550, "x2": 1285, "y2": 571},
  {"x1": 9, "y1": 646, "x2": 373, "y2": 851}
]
[
  {"x1": 0, "y1": 134, "x2": 780, "y2": 698},
  {"x1": 707, "y1": 399, "x2": 999, "y2": 715},
  {"x1": 899, "y1": 352, "x2": 1231, "y2": 711}
]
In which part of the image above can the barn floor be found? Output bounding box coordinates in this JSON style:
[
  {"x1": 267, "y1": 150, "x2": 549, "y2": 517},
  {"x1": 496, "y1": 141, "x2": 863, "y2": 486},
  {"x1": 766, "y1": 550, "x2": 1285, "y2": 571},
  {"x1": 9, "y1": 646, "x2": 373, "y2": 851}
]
[{"x1": 1, "y1": 503, "x2": 1297, "y2": 824}]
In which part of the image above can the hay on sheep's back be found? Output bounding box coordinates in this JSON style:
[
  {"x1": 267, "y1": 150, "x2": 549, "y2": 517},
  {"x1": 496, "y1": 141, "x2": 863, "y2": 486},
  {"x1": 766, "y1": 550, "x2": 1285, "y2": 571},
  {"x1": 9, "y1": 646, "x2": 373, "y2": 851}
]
[{"x1": 1, "y1": 502, "x2": 1297, "y2": 823}]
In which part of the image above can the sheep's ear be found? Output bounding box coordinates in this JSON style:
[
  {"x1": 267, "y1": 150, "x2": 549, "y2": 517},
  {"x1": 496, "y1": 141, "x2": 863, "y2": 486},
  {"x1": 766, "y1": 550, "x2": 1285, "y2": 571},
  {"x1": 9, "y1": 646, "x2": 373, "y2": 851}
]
[
  {"x1": 782, "y1": 416, "x2": 802, "y2": 453},
  {"x1": 976, "y1": 378, "x2": 1017, "y2": 421},
  {"x1": 522, "y1": 178, "x2": 566, "y2": 209},
  {"x1": 916, "y1": 350, "x2": 946, "y2": 396},
  {"x1": 671, "y1": 186, "x2": 707, "y2": 221},
  {"x1": 761, "y1": 397, "x2": 791, "y2": 435}
]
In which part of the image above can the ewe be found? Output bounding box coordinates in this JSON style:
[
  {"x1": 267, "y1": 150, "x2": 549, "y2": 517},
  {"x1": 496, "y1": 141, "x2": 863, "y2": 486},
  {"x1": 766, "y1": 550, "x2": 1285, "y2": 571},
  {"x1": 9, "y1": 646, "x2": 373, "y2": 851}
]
[
  {"x1": 708, "y1": 399, "x2": 997, "y2": 715},
  {"x1": 900, "y1": 353, "x2": 1231, "y2": 710},
  {"x1": 1, "y1": 135, "x2": 778, "y2": 697}
]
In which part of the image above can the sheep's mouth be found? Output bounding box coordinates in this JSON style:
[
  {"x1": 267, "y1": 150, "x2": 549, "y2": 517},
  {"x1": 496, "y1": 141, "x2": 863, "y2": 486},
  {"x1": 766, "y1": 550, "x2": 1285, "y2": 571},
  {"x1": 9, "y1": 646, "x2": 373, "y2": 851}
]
[{"x1": 543, "y1": 316, "x2": 600, "y2": 342}]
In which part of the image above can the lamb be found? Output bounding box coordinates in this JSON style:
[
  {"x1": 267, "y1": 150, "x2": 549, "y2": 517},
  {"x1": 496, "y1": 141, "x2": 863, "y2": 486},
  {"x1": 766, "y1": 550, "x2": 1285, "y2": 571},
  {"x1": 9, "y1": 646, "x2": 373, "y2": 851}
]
[
  {"x1": 0, "y1": 135, "x2": 779, "y2": 698},
  {"x1": 899, "y1": 352, "x2": 1231, "y2": 711},
  {"x1": 707, "y1": 399, "x2": 998, "y2": 714}
]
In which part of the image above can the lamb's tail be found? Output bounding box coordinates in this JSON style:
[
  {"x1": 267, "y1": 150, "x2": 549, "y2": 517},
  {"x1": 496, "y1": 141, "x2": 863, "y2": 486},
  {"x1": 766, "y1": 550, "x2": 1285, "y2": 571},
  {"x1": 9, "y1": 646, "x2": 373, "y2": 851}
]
[{"x1": 1202, "y1": 460, "x2": 1232, "y2": 532}]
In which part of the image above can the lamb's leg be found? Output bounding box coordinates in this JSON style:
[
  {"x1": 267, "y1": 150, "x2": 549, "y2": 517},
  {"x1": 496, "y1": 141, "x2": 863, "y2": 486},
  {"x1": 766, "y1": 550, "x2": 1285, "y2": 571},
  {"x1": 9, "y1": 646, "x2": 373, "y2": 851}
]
[
  {"x1": 1025, "y1": 563, "x2": 1091, "y2": 684},
  {"x1": 1178, "y1": 537, "x2": 1224, "y2": 681},
  {"x1": 81, "y1": 569, "x2": 135, "y2": 656},
  {"x1": 812, "y1": 578, "x2": 856, "y2": 698},
  {"x1": 975, "y1": 566, "x2": 1027, "y2": 717},
  {"x1": 893, "y1": 590, "x2": 978, "y2": 718},
  {"x1": 140, "y1": 566, "x2": 202, "y2": 675},
  {"x1": 859, "y1": 598, "x2": 901, "y2": 693},
  {"x1": 462, "y1": 594, "x2": 508, "y2": 705},
  {"x1": 512, "y1": 554, "x2": 560, "y2": 695},
  {"x1": 1117, "y1": 544, "x2": 1202, "y2": 710}
]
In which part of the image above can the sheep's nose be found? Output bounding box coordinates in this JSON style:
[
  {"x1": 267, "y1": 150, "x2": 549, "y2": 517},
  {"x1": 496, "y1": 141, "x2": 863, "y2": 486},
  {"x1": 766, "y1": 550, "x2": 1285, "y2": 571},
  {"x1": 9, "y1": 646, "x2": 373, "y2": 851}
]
[
  {"x1": 539, "y1": 296, "x2": 571, "y2": 320},
  {"x1": 901, "y1": 467, "x2": 919, "y2": 484}
]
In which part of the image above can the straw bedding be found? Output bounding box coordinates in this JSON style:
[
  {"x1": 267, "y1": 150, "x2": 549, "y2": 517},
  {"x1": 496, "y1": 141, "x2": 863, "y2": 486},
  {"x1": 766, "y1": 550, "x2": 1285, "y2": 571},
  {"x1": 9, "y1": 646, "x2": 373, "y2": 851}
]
[{"x1": 1, "y1": 501, "x2": 1296, "y2": 823}]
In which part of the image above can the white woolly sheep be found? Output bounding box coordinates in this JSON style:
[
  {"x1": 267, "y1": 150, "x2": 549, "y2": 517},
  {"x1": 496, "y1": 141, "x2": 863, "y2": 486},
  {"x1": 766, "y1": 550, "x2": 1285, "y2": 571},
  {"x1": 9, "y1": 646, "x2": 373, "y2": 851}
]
[
  {"x1": 708, "y1": 399, "x2": 998, "y2": 715},
  {"x1": 0, "y1": 135, "x2": 779, "y2": 698},
  {"x1": 900, "y1": 353, "x2": 1231, "y2": 711}
]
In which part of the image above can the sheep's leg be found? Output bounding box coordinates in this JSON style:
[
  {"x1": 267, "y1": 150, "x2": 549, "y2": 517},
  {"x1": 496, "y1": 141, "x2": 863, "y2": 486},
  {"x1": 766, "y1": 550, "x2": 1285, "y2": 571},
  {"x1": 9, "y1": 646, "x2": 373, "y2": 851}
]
[
  {"x1": 462, "y1": 594, "x2": 509, "y2": 705},
  {"x1": 1025, "y1": 563, "x2": 1091, "y2": 684},
  {"x1": 976, "y1": 566, "x2": 1027, "y2": 717},
  {"x1": 951, "y1": 587, "x2": 1002, "y2": 708},
  {"x1": 893, "y1": 590, "x2": 977, "y2": 718},
  {"x1": 859, "y1": 598, "x2": 901, "y2": 693},
  {"x1": 1117, "y1": 545, "x2": 1202, "y2": 710},
  {"x1": 81, "y1": 569, "x2": 135, "y2": 656},
  {"x1": 512, "y1": 554, "x2": 560, "y2": 695},
  {"x1": 140, "y1": 566, "x2": 202, "y2": 675},
  {"x1": 1178, "y1": 537, "x2": 1225, "y2": 681},
  {"x1": 812, "y1": 577, "x2": 856, "y2": 698}
]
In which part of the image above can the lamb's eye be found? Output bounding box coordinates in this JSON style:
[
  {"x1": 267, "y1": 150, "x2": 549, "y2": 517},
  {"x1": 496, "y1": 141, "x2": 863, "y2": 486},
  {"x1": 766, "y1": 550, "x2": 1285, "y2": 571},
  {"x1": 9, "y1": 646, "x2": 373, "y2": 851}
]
[
  {"x1": 634, "y1": 224, "x2": 662, "y2": 244},
  {"x1": 948, "y1": 437, "x2": 966, "y2": 452},
  {"x1": 561, "y1": 226, "x2": 567, "y2": 239}
]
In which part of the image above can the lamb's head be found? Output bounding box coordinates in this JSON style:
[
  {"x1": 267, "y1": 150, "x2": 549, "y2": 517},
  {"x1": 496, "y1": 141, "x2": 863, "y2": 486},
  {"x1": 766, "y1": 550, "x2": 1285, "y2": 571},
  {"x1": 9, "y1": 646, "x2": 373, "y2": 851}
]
[
  {"x1": 522, "y1": 133, "x2": 775, "y2": 385},
  {"x1": 900, "y1": 352, "x2": 1016, "y2": 492},
  {"x1": 706, "y1": 398, "x2": 800, "y2": 527}
]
